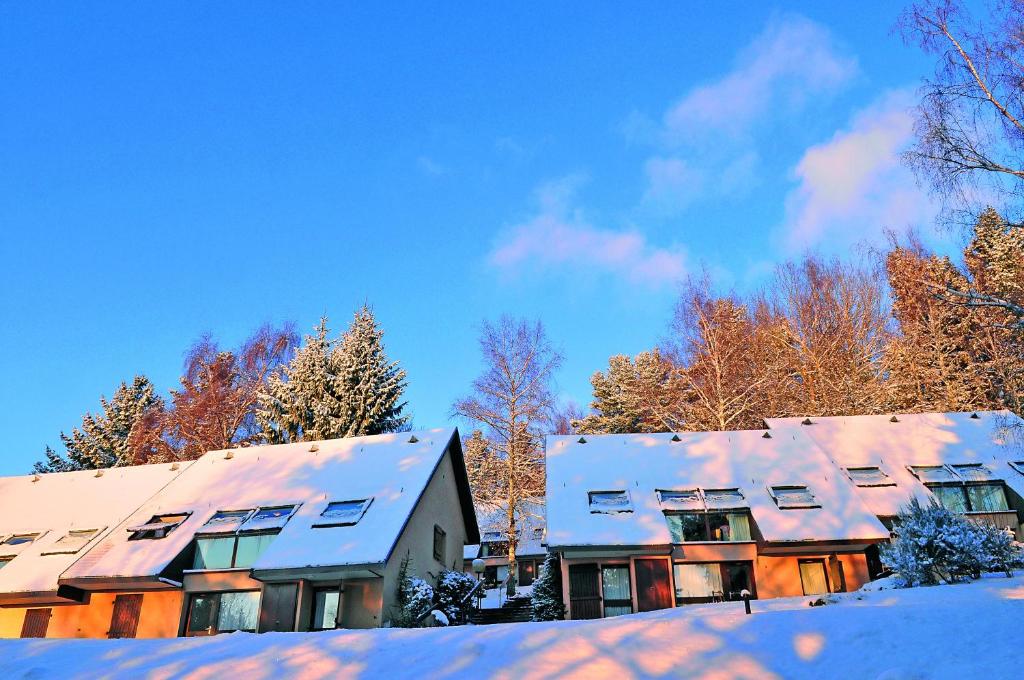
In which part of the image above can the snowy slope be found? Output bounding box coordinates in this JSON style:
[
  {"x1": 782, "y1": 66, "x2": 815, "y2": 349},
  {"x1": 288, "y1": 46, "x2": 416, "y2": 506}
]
[{"x1": 3, "y1": 574, "x2": 1023, "y2": 679}]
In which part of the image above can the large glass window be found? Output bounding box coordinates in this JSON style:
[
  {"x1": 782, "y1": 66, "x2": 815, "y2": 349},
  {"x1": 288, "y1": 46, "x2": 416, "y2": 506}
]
[
  {"x1": 312, "y1": 589, "x2": 342, "y2": 630},
  {"x1": 665, "y1": 512, "x2": 751, "y2": 543},
  {"x1": 674, "y1": 564, "x2": 723, "y2": 600},
  {"x1": 186, "y1": 591, "x2": 260, "y2": 636},
  {"x1": 601, "y1": 566, "x2": 632, "y2": 617},
  {"x1": 927, "y1": 483, "x2": 1009, "y2": 513},
  {"x1": 0, "y1": 558, "x2": 11, "y2": 570},
  {"x1": 234, "y1": 534, "x2": 277, "y2": 567},
  {"x1": 194, "y1": 537, "x2": 236, "y2": 570}
]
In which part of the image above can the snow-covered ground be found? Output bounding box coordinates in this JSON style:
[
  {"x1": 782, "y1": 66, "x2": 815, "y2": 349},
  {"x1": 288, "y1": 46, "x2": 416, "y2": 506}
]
[{"x1": 3, "y1": 574, "x2": 1023, "y2": 679}]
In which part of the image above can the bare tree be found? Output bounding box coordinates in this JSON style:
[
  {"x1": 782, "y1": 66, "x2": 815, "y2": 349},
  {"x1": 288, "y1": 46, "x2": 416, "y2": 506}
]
[{"x1": 452, "y1": 317, "x2": 562, "y2": 588}]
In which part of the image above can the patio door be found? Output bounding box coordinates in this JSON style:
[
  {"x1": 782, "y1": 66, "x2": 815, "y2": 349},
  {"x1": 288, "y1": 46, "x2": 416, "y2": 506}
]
[
  {"x1": 635, "y1": 558, "x2": 673, "y2": 612},
  {"x1": 568, "y1": 563, "x2": 601, "y2": 620},
  {"x1": 601, "y1": 566, "x2": 632, "y2": 617},
  {"x1": 259, "y1": 583, "x2": 298, "y2": 632}
]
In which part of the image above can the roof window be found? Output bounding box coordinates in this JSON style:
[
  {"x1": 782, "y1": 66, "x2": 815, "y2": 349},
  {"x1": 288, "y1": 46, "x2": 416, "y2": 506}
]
[
  {"x1": 909, "y1": 464, "x2": 997, "y2": 483},
  {"x1": 128, "y1": 513, "x2": 190, "y2": 540},
  {"x1": 950, "y1": 464, "x2": 992, "y2": 481},
  {"x1": 588, "y1": 491, "x2": 632, "y2": 514},
  {"x1": 908, "y1": 465, "x2": 958, "y2": 483},
  {"x1": 1010, "y1": 461, "x2": 1024, "y2": 475},
  {"x1": 845, "y1": 467, "x2": 896, "y2": 487},
  {"x1": 0, "y1": 533, "x2": 41, "y2": 556},
  {"x1": 770, "y1": 485, "x2": 820, "y2": 509},
  {"x1": 313, "y1": 498, "x2": 373, "y2": 527},
  {"x1": 239, "y1": 506, "x2": 297, "y2": 533},
  {"x1": 656, "y1": 489, "x2": 703, "y2": 511},
  {"x1": 41, "y1": 528, "x2": 102, "y2": 556}
]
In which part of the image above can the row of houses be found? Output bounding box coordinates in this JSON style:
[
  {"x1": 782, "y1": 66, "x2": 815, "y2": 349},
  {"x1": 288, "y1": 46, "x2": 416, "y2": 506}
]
[{"x1": 2, "y1": 411, "x2": 1023, "y2": 636}]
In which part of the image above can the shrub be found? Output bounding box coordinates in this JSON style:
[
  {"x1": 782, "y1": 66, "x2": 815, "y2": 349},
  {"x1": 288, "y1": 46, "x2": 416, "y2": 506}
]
[
  {"x1": 881, "y1": 498, "x2": 1024, "y2": 586},
  {"x1": 435, "y1": 569, "x2": 477, "y2": 624},
  {"x1": 392, "y1": 553, "x2": 436, "y2": 627}
]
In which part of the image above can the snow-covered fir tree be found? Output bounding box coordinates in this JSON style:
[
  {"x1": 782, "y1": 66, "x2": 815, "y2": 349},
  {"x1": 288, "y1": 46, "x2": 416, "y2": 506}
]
[
  {"x1": 434, "y1": 569, "x2": 476, "y2": 624},
  {"x1": 34, "y1": 376, "x2": 162, "y2": 473},
  {"x1": 531, "y1": 552, "x2": 566, "y2": 621},
  {"x1": 391, "y1": 554, "x2": 435, "y2": 627},
  {"x1": 257, "y1": 307, "x2": 408, "y2": 443}
]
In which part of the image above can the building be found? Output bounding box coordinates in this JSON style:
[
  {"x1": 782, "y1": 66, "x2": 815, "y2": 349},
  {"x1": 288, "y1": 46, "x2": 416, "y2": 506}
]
[
  {"x1": 765, "y1": 411, "x2": 1024, "y2": 543},
  {"x1": 1, "y1": 428, "x2": 479, "y2": 638},
  {"x1": 0, "y1": 462, "x2": 194, "y2": 638},
  {"x1": 545, "y1": 429, "x2": 891, "y2": 620},
  {"x1": 463, "y1": 500, "x2": 546, "y2": 588}
]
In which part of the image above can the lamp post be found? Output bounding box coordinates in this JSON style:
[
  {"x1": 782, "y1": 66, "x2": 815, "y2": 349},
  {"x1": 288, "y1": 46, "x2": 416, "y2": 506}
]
[
  {"x1": 472, "y1": 558, "x2": 486, "y2": 609},
  {"x1": 740, "y1": 589, "x2": 751, "y2": 615}
]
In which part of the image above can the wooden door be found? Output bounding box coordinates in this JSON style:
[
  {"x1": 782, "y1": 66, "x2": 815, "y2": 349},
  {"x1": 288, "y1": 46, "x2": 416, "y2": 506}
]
[
  {"x1": 568, "y1": 564, "x2": 601, "y2": 620},
  {"x1": 259, "y1": 583, "x2": 298, "y2": 632},
  {"x1": 20, "y1": 609, "x2": 51, "y2": 638},
  {"x1": 109, "y1": 594, "x2": 144, "y2": 639},
  {"x1": 635, "y1": 559, "x2": 673, "y2": 612}
]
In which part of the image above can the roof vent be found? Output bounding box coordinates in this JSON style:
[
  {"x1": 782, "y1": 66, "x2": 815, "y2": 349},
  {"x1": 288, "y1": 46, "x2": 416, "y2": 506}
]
[
  {"x1": 407, "y1": 435, "x2": 419, "y2": 444},
  {"x1": 762, "y1": 431, "x2": 772, "y2": 439},
  {"x1": 31, "y1": 474, "x2": 40, "y2": 483},
  {"x1": 670, "y1": 434, "x2": 681, "y2": 442},
  {"x1": 308, "y1": 443, "x2": 320, "y2": 453},
  {"x1": 890, "y1": 415, "x2": 900, "y2": 423},
  {"x1": 801, "y1": 418, "x2": 813, "y2": 426},
  {"x1": 224, "y1": 451, "x2": 234, "y2": 460},
  {"x1": 94, "y1": 469, "x2": 104, "y2": 478},
  {"x1": 970, "y1": 412, "x2": 980, "y2": 419},
  {"x1": 170, "y1": 462, "x2": 180, "y2": 471},
  {"x1": 577, "y1": 437, "x2": 587, "y2": 444}
]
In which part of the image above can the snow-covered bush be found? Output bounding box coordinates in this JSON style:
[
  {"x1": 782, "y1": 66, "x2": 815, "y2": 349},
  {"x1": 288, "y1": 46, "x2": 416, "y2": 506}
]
[
  {"x1": 882, "y1": 498, "x2": 1024, "y2": 587},
  {"x1": 531, "y1": 552, "x2": 566, "y2": 621},
  {"x1": 434, "y1": 569, "x2": 477, "y2": 624},
  {"x1": 392, "y1": 554, "x2": 436, "y2": 627}
]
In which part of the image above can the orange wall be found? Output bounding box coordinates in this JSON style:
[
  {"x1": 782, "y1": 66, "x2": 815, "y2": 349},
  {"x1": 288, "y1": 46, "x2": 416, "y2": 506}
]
[
  {"x1": 0, "y1": 591, "x2": 182, "y2": 639},
  {"x1": 754, "y1": 554, "x2": 870, "y2": 598}
]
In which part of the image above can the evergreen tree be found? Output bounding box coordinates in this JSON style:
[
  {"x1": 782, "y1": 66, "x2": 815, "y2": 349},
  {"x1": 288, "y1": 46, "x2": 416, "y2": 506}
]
[
  {"x1": 34, "y1": 376, "x2": 162, "y2": 472},
  {"x1": 257, "y1": 308, "x2": 408, "y2": 443},
  {"x1": 531, "y1": 552, "x2": 566, "y2": 621},
  {"x1": 574, "y1": 351, "x2": 678, "y2": 434}
]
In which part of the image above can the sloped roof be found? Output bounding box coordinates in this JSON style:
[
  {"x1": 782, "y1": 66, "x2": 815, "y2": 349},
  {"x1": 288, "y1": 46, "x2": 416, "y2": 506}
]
[
  {"x1": 0, "y1": 462, "x2": 191, "y2": 598},
  {"x1": 469, "y1": 498, "x2": 546, "y2": 558},
  {"x1": 62, "y1": 428, "x2": 478, "y2": 584},
  {"x1": 766, "y1": 410, "x2": 1024, "y2": 516},
  {"x1": 545, "y1": 429, "x2": 889, "y2": 549}
]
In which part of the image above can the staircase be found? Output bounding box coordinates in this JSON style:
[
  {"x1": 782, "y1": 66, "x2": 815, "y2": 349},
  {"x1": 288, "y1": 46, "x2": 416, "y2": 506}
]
[{"x1": 469, "y1": 596, "x2": 533, "y2": 625}]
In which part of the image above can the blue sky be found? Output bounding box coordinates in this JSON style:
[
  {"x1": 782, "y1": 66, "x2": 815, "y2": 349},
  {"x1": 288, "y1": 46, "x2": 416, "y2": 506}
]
[{"x1": 0, "y1": 2, "x2": 951, "y2": 474}]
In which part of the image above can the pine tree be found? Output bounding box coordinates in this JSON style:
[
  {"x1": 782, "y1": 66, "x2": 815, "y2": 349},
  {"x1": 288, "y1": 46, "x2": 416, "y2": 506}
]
[
  {"x1": 257, "y1": 309, "x2": 408, "y2": 443},
  {"x1": 531, "y1": 552, "x2": 566, "y2": 621},
  {"x1": 34, "y1": 376, "x2": 162, "y2": 472},
  {"x1": 574, "y1": 351, "x2": 678, "y2": 434}
]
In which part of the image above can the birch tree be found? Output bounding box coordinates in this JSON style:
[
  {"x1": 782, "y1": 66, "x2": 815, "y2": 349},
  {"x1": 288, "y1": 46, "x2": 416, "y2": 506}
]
[{"x1": 453, "y1": 317, "x2": 562, "y2": 587}]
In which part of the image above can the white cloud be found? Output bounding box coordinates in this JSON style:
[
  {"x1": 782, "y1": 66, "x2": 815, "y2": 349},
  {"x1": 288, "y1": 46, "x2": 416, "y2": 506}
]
[
  {"x1": 781, "y1": 90, "x2": 937, "y2": 252},
  {"x1": 635, "y1": 14, "x2": 856, "y2": 217},
  {"x1": 416, "y1": 156, "x2": 445, "y2": 176},
  {"x1": 489, "y1": 176, "x2": 686, "y2": 287}
]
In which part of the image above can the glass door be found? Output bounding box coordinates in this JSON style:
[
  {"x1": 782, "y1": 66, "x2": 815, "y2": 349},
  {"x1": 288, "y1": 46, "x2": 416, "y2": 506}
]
[
  {"x1": 798, "y1": 560, "x2": 830, "y2": 595},
  {"x1": 601, "y1": 565, "x2": 632, "y2": 617}
]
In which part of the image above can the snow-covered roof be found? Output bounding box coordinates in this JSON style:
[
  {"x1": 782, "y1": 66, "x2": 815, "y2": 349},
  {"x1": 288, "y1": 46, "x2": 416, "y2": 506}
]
[
  {"x1": 766, "y1": 410, "x2": 1024, "y2": 517},
  {"x1": 62, "y1": 428, "x2": 478, "y2": 584},
  {"x1": 545, "y1": 430, "x2": 889, "y2": 549},
  {"x1": 0, "y1": 462, "x2": 191, "y2": 600},
  {"x1": 473, "y1": 498, "x2": 546, "y2": 557}
]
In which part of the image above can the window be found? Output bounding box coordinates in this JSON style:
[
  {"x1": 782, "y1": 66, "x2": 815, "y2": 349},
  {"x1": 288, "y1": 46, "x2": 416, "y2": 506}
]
[
  {"x1": 200, "y1": 510, "x2": 252, "y2": 534},
  {"x1": 908, "y1": 465, "x2": 958, "y2": 483},
  {"x1": 128, "y1": 513, "x2": 190, "y2": 540},
  {"x1": 702, "y1": 489, "x2": 747, "y2": 510},
  {"x1": 0, "y1": 557, "x2": 11, "y2": 570},
  {"x1": 433, "y1": 525, "x2": 446, "y2": 563},
  {"x1": 928, "y1": 482, "x2": 1010, "y2": 513},
  {"x1": 601, "y1": 566, "x2": 632, "y2": 617},
  {"x1": 313, "y1": 499, "x2": 373, "y2": 527},
  {"x1": 770, "y1": 486, "x2": 820, "y2": 509},
  {"x1": 588, "y1": 491, "x2": 632, "y2": 513},
  {"x1": 798, "y1": 560, "x2": 830, "y2": 595},
  {"x1": 674, "y1": 563, "x2": 723, "y2": 601},
  {"x1": 311, "y1": 588, "x2": 342, "y2": 630},
  {"x1": 950, "y1": 464, "x2": 992, "y2": 481},
  {"x1": 657, "y1": 489, "x2": 703, "y2": 511},
  {"x1": 665, "y1": 512, "x2": 751, "y2": 543},
  {"x1": 191, "y1": 505, "x2": 294, "y2": 570},
  {"x1": 846, "y1": 467, "x2": 895, "y2": 487},
  {"x1": 239, "y1": 506, "x2": 297, "y2": 532},
  {"x1": 186, "y1": 591, "x2": 261, "y2": 635},
  {"x1": 41, "y1": 528, "x2": 101, "y2": 556},
  {"x1": 481, "y1": 530, "x2": 503, "y2": 542},
  {"x1": 0, "y1": 533, "x2": 41, "y2": 556},
  {"x1": 1009, "y1": 461, "x2": 1024, "y2": 475}
]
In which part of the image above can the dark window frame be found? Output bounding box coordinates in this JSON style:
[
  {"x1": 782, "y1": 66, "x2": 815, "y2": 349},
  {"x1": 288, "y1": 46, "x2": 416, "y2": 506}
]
[
  {"x1": 192, "y1": 530, "x2": 280, "y2": 571},
  {"x1": 798, "y1": 559, "x2": 831, "y2": 596},
  {"x1": 433, "y1": 524, "x2": 446, "y2": 563},
  {"x1": 128, "y1": 512, "x2": 191, "y2": 541},
  {"x1": 664, "y1": 510, "x2": 753, "y2": 544},
  {"x1": 924, "y1": 481, "x2": 1011, "y2": 513},
  {"x1": 185, "y1": 589, "x2": 261, "y2": 636},
  {"x1": 672, "y1": 560, "x2": 756, "y2": 605},
  {"x1": 588, "y1": 490, "x2": 633, "y2": 514},
  {"x1": 313, "y1": 498, "x2": 374, "y2": 528},
  {"x1": 770, "y1": 485, "x2": 821, "y2": 510},
  {"x1": 310, "y1": 586, "x2": 344, "y2": 631}
]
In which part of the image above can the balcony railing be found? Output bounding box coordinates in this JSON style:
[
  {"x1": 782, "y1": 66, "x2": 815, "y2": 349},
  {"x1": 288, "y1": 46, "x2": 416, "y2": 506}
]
[{"x1": 964, "y1": 510, "x2": 1021, "y2": 540}]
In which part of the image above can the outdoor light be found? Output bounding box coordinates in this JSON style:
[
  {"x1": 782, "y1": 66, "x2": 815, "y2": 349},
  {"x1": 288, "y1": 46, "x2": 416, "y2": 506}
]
[
  {"x1": 472, "y1": 558, "x2": 485, "y2": 574},
  {"x1": 740, "y1": 589, "x2": 752, "y2": 615}
]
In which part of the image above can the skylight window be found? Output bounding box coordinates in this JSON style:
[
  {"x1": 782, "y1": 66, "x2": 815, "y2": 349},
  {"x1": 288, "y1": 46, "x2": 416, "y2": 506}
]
[
  {"x1": 239, "y1": 506, "x2": 297, "y2": 533},
  {"x1": 199, "y1": 510, "x2": 253, "y2": 534},
  {"x1": 481, "y1": 530, "x2": 503, "y2": 543},
  {"x1": 313, "y1": 499, "x2": 373, "y2": 527},
  {"x1": 656, "y1": 489, "x2": 703, "y2": 511},
  {"x1": 0, "y1": 533, "x2": 41, "y2": 555},
  {"x1": 588, "y1": 491, "x2": 632, "y2": 513},
  {"x1": 1010, "y1": 461, "x2": 1024, "y2": 475},
  {"x1": 770, "y1": 486, "x2": 820, "y2": 509},
  {"x1": 908, "y1": 465, "x2": 958, "y2": 483},
  {"x1": 0, "y1": 557, "x2": 11, "y2": 570},
  {"x1": 702, "y1": 489, "x2": 747, "y2": 510},
  {"x1": 950, "y1": 464, "x2": 992, "y2": 481},
  {"x1": 41, "y1": 528, "x2": 102, "y2": 556},
  {"x1": 128, "y1": 513, "x2": 190, "y2": 540},
  {"x1": 846, "y1": 467, "x2": 896, "y2": 487}
]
